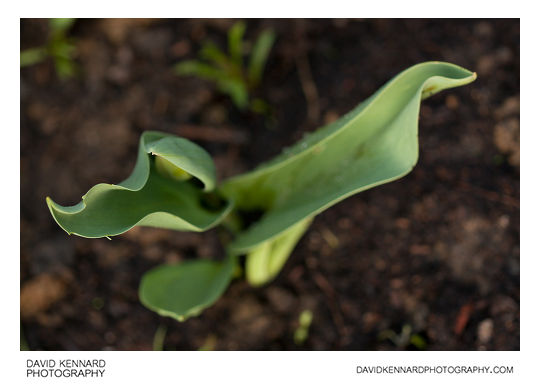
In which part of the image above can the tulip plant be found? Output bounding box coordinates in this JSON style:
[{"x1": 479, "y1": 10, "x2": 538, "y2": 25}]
[{"x1": 47, "y1": 62, "x2": 476, "y2": 321}]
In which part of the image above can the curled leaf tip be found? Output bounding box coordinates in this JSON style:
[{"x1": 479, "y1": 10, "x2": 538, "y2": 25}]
[
  {"x1": 46, "y1": 131, "x2": 229, "y2": 239},
  {"x1": 221, "y1": 61, "x2": 477, "y2": 254}
]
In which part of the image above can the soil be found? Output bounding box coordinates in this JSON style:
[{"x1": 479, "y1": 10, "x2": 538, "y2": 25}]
[{"x1": 20, "y1": 19, "x2": 519, "y2": 351}]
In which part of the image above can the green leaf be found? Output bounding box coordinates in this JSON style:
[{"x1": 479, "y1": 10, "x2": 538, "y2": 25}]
[
  {"x1": 49, "y1": 18, "x2": 76, "y2": 35},
  {"x1": 217, "y1": 78, "x2": 249, "y2": 110},
  {"x1": 54, "y1": 55, "x2": 77, "y2": 79},
  {"x1": 294, "y1": 309, "x2": 313, "y2": 345},
  {"x1": 248, "y1": 29, "x2": 276, "y2": 87},
  {"x1": 174, "y1": 60, "x2": 228, "y2": 82},
  {"x1": 139, "y1": 256, "x2": 235, "y2": 321},
  {"x1": 144, "y1": 132, "x2": 217, "y2": 191},
  {"x1": 220, "y1": 62, "x2": 476, "y2": 254},
  {"x1": 250, "y1": 98, "x2": 271, "y2": 115},
  {"x1": 245, "y1": 217, "x2": 312, "y2": 286},
  {"x1": 199, "y1": 41, "x2": 231, "y2": 70},
  {"x1": 50, "y1": 40, "x2": 76, "y2": 60},
  {"x1": 47, "y1": 131, "x2": 231, "y2": 238},
  {"x1": 20, "y1": 47, "x2": 47, "y2": 67},
  {"x1": 228, "y1": 21, "x2": 246, "y2": 68},
  {"x1": 175, "y1": 59, "x2": 247, "y2": 108},
  {"x1": 154, "y1": 156, "x2": 193, "y2": 182}
]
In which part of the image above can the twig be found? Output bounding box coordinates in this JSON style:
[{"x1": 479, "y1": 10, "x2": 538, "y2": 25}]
[
  {"x1": 457, "y1": 181, "x2": 519, "y2": 209},
  {"x1": 295, "y1": 53, "x2": 320, "y2": 124},
  {"x1": 454, "y1": 302, "x2": 474, "y2": 336},
  {"x1": 312, "y1": 272, "x2": 348, "y2": 348}
]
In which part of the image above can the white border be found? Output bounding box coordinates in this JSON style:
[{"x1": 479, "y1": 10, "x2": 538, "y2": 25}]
[
  {"x1": 18, "y1": 351, "x2": 522, "y2": 383},
  {"x1": 5, "y1": 1, "x2": 535, "y2": 383}
]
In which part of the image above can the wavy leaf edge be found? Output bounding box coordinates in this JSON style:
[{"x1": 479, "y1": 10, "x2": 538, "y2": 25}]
[
  {"x1": 221, "y1": 61, "x2": 477, "y2": 254},
  {"x1": 46, "y1": 130, "x2": 229, "y2": 238}
]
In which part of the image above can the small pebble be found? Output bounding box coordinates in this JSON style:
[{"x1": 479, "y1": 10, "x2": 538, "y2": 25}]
[{"x1": 477, "y1": 319, "x2": 494, "y2": 344}]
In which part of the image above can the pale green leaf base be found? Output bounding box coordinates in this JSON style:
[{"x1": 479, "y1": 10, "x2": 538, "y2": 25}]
[{"x1": 246, "y1": 217, "x2": 312, "y2": 286}]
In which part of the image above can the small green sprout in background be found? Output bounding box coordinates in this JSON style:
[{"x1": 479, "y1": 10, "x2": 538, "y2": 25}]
[
  {"x1": 21, "y1": 326, "x2": 30, "y2": 351},
  {"x1": 152, "y1": 324, "x2": 168, "y2": 351},
  {"x1": 294, "y1": 310, "x2": 313, "y2": 346},
  {"x1": 20, "y1": 18, "x2": 77, "y2": 79},
  {"x1": 378, "y1": 324, "x2": 427, "y2": 350},
  {"x1": 198, "y1": 334, "x2": 218, "y2": 351},
  {"x1": 174, "y1": 21, "x2": 276, "y2": 113},
  {"x1": 91, "y1": 297, "x2": 105, "y2": 311}
]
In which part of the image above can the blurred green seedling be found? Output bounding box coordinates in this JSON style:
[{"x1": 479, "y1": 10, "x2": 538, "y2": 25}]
[
  {"x1": 20, "y1": 18, "x2": 77, "y2": 79},
  {"x1": 294, "y1": 310, "x2": 313, "y2": 346},
  {"x1": 21, "y1": 326, "x2": 29, "y2": 351},
  {"x1": 152, "y1": 324, "x2": 168, "y2": 351},
  {"x1": 379, "y1": 324, "x2": 427, "y2": 350},
  {"x1": 174, "y1": 21, "x2": 275, "y2": 113},
  {"x1": 46, "y1": 62, "x2": 476, "y2": 323},
  {"x1": 198, "y1": 334, "x2": 218, "y2": 351}
]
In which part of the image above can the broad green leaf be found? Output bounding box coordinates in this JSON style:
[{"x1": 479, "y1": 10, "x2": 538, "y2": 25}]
[
  {"x1": 245, "y1": 217, "x2": 312, "y2": 286},
  {"x1": 220, "y1": 62, "x2": 476, "y2": 254},
  {"x1": 47, "y1": 131, "x2": 231, "y2": 238},
  {"x1": 248, "y1": 29, "x2": 276, "y2": 87},
  {"x1": 140, "y1": 256, "x2": 234, "y2": 321}
]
